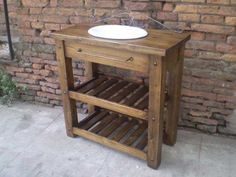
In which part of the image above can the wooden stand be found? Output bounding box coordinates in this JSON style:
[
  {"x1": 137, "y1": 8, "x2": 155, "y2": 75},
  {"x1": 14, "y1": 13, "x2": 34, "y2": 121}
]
[{"x1": 52, "y1": 25, "x2": 190, "y2": 169}]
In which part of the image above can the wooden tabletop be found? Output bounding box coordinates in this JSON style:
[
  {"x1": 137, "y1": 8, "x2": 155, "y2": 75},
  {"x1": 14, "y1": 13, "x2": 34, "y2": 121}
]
[{"x1": 51, "y1": 25, "x2": 190, "y2": 56}]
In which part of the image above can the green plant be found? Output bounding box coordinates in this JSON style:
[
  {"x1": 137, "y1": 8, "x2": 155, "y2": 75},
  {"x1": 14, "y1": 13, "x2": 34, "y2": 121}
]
[{"x1": 0, "y1": 68, "x2": 26, "y2": 105}]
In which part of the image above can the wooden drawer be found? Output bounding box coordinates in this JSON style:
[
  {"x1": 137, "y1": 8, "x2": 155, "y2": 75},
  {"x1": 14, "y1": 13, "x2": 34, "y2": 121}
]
[{"x1": 64, "y1": 41, "x2": 149, "y2": 73}]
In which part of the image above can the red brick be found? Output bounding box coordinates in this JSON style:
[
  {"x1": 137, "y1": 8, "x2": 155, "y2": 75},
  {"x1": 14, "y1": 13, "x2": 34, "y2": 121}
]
[
  {"x1": 50, "y1": 0, "x2": 57, "y2": 7},
  {"x1": 29, "y1": 74, "x2": 42, "y2": 80},
  {"x1": 191, "y1": 32, "x2": 205, "y2": 40},
  {"x1": 163, "y1": 3, "x2": 174, "y2": 11},
  {"x1": 179, "y1": 13, "x2": 200, "y2": 22},
  {"x1": 174, "y1": 4, "x2": 198, "y2": 13},
  {"x1": 45, "y1": 23, "x2": 60, "y2": 30},
  {"x1": 6, "y1": 66, "x2": 24, "y2": 73},
  {"x1": 211, "y1": 108, "x2": 232, "y2": 115},
  {"x1": 30, "y1": 8, "x2": 42, "y2": 14},
  {"x1": 41, "y1": 8, "x2": 56, "y2": 15},
  {"x1": 207, "y1": 0, "x2": 230, "y2": 4},
  {"x1": 44, "y1": 37, "x2": 55, "y2": 45},
  {"x1": 130, "y1": 12, "x2": 149, "y2": 20},
  {"x1": 197, "y1": 5, "x2": 220, "y2": 14},
  {"x1": 86, "y1": 0, "x2": 120, "y2": 8},
  {"x1": 198, "y1": 51, "x2": 222, "y2": 60},
  {"x1": 31, "y1": 22, "x2": 44, "y2": 29},
  {"x1": 219, "y1": 6, "x2": 236, "y2": 16},
  {"x1": 182, "y1": 0, "x2": 205, "y2": 2},
  {"x1": 38, "y1": 53, "x2": 55, "y2": 60},
  {"x1": 22, "y1": 0, "x2": 49, "y2": 7},
  {"x1": 216, "y1": 43, "x2": 236, "y2": 53},
  {"x1": 191, "y1": 24, "x2": 235, "y2": 34},
  {"x1": 32, "y1": 64, "x2": 44, "y2": 69},
  {"x1": 201, "y1": 15, "x2": 224, "y2": 24},
  {"x1": 15, "y1": 73, "x2": 29, "y2": 78},
  {"x1": 227, "y1": 36, "x2": 236, "y2": 45},
  {"x1": 69, "y1": 16, "x2": 91, "y2": 24},
  {"x1": 57, "y1": 8, "x2": 75, "y2": 16},
  {"x1": 205, "y1": 33, "x2": 226, "y2": 42},
  {"x1": 190, "y1": 116, "x2": 218, "y2": 125},
  {"x1": 39, "y1": 81, "x2": 59, "y2": 89},
  {"x1": 157, "y1": 12, "x2": 178, "y2": 21},
  {"x1": 37, "y1": 91, "x2": 61, "y2": 100},
  {"x1": 221, "y1": 54, "x2": 236, "y2": 62},
  {"x1": 182, "y1": 97, "x2": 204, "y2": 103},
  {"x1": 41, "y1": 86, "x2": 56, "y2": 94},
  {"x1": 184, "y1": 49, "x2": 197, "y2": 57},
  {"x1": 59, "y1": 0, "x2": 84, "y2": 7},
  {"x1": 186, "y1": 40, "x2": 215, "y2": 51},
  {"x1": 41, "y1": 15, "x2": 68, "y2": 23},
  {"x1": 40, "y1": 70, "x2": 53, "y2": 76},
  {"x1": 182, "y1": 102, "x2": 207, "y2": 111},
  {"x1": 124, "y1": 1, "x2": 162, "y2": 11},
  {"x1": 182, "y1": 88, "x2": 217, "y2": 100},
  {"x1": 29, "y1": 57, "x2": 44, "y2": 64},
  {"x1": 225, "y1": 17, "x2": 236, "y2": 26},
  {"x1": 217, "y1": 95, "x2": 236, "y2": 103}
]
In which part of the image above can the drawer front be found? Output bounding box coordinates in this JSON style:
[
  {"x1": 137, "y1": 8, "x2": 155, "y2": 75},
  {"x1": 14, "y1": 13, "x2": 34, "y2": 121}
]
[{"x1": 64, "y1": 41, "x2": 149, "y2": 73}]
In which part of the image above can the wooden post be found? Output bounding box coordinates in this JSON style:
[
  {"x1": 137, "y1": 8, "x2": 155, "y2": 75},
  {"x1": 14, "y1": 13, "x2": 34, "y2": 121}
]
[
  {"x1": 165, "y1": 45, "x2": 185, "y2": 146},
  {"x1": 55, "y1": 40, "x2": 78, "y2": 137},
  {"x1": 147, "y1": 56, "x2": 166, "y2": 169},
  {"x1": 84, "y1": 61, "x2": 96, "y2": 113}
]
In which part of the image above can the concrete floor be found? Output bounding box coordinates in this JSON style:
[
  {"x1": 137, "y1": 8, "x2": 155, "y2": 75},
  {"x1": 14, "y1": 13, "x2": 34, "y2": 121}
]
[{"x1": 0, "y1": 102, "x2": 236, "y2": 177}]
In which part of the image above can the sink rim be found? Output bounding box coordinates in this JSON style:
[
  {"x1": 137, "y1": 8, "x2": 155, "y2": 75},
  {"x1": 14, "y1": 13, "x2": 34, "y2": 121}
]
[{"x1": 88, "y1": 25, "x2": 148, "y2": 40}]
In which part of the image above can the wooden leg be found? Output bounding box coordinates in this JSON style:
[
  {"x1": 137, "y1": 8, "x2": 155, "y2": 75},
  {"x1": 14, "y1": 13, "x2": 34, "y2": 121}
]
[
  {"x1": 147, "y1": 56, "x2": 166, "y2": 169},
  {"x1": 56, "y1": 40, "x2": 78, "y2": 137},
  {"x1": 164, "y1": 46, "x2": 184, "y2": 146},
  {"x1": 84, "y1": 61, "x2": 96, "y2": 113}
]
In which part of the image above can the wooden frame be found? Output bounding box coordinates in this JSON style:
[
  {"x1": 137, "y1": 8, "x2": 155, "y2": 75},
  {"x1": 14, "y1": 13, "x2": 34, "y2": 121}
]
[{"x1": 52, "y1": 25, "x2": 190, "y2": 169}]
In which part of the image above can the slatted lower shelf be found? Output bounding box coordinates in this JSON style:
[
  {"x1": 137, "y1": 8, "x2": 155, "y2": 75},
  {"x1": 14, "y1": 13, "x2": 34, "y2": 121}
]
[
  {"x1": 69, "y1": 76, "x2": 149, "y2": 120},
  {"x1": 73, "y1": 109, "x2": 148, "y2": 160}
]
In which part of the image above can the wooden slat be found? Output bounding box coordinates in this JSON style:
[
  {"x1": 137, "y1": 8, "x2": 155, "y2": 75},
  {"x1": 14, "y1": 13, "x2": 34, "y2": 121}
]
[
  {"x1": 123, "y1": 123, "x2": 147, "y2": 146},
  {"x1": 78, "y1": 77, "x2": 107, "y2": 93},
  {"x1": 78, "y1": 111, "x2": 101, "y2": 128},
  {"x1": 109, "y1": 83, "x2": 139, "y2": 102},
  {"x1": 111, "y1": 120, "x2": 137, "y2": 142},
  {"x1": 135, "y1": 95, "x2": 149, "y2": 110},
  {"x1": 80, "y1": 111, "x2": 109, "y2": 130},
  {"x1": 73, "y1": 127, "x2": 147, "y2": 160},
  {"x1": 98, "y1": 81, "x2": 129, "y2": 99},
  {"x1": 69, "y1": 91, "x2": 148, "y2": 120},
  {"x1": 136, "y1": 132, "x2": 148, "y2": 150},
  {"x1": 75, "y1": 78, "x2": 96, "y2": 90},
  {"x1": 98, "y1": 117, "x2": 126, "y2": 137},
  {"x1": 90, "y1": 114, "x2": 117, "y2": 133},
  {"x1": 88, "y1": 79, "x2": 118, "y2": 96},
  {"x1": 123, "y1": 86, "x2": 148, "y2": 106}
]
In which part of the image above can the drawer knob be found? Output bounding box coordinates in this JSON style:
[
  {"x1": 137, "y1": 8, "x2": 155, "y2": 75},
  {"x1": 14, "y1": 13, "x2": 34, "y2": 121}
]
[
  {"x1": 126, "y1": 57, "x2": 134, "y2": 62},
  {"x1": 77, "y1": 48, "x2": 82, "y2": 52}
]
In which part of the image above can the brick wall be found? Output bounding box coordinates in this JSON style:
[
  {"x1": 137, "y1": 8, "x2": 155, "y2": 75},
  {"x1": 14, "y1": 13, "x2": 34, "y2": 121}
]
[{"x1": 0, "y1": 0, "x2": 236, "y2": 135}]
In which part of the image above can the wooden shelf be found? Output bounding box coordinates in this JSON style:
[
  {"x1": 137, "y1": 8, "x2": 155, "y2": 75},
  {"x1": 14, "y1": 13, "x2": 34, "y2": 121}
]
[
  {"x1": 69, "y1": 76, "x2": 149, "y2": 120},
  {"x1": 73, "y1": 109, "x2": 147, "y2": 160}
]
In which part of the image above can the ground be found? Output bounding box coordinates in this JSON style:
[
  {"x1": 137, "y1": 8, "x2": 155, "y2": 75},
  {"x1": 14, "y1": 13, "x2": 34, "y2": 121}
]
[{"x1": 0, "y1": 102, "x2": 235, "y2": 177}]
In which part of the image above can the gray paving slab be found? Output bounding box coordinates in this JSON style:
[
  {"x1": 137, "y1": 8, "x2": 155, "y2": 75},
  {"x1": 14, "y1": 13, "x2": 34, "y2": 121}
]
[{"x1": 0, "y1": 102, "x2": 235, "y2": 177}]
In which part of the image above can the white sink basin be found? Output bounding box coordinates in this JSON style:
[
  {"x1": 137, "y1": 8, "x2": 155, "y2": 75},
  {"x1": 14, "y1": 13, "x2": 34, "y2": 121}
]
[{"x1": 88, "y1": 25, "x2": 148, "y2": 40}]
